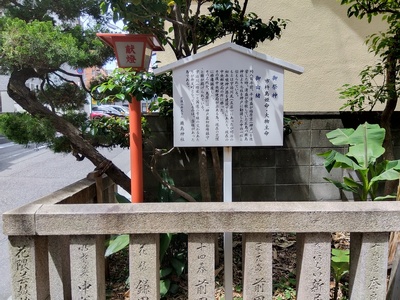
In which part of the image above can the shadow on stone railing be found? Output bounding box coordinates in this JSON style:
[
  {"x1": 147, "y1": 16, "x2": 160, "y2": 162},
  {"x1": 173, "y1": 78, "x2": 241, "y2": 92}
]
[{"x1": 3, "y1": 175, "x2": 400, "y2": 300}]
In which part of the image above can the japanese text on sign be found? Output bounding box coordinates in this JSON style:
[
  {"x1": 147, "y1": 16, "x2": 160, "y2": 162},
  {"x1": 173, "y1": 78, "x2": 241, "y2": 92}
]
[{"x1": 173, "y1": 66, "x2": 284, "y2": 147}]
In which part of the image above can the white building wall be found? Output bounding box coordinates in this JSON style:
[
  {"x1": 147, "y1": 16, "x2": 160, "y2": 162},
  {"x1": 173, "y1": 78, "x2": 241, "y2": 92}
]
[
  {"x1": 0, "y1": 75, "x2": 16, "y2": 112},
  {"x1": 0, "y1": 75, "x2": 41, "y2": 112},
  {"x1": 0, "y1": 91, "x2": 18, "y2": 112}
]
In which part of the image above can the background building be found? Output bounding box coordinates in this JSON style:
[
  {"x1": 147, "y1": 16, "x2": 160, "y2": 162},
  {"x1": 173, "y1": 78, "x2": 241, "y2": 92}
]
[{"x1": 156, "y1": 0, "x2": 388, "y2": 112}]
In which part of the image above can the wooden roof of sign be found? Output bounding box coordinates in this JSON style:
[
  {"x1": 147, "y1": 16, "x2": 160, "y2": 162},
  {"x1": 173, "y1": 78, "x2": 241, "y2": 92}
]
[{"x1": 153, "y1": 42, "x2": 304, "y2": 75}]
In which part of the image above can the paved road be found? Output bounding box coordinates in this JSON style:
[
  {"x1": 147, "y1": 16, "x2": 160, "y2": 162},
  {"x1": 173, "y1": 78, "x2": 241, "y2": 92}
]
[{"x1": 0, "y1": 140, "x2": 130, "y2": 299}]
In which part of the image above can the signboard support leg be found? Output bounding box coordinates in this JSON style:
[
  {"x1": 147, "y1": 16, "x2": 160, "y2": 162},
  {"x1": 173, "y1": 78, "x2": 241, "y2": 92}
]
[{"x1": 223, "y1": 146, "x2": 233, "y2": 300}]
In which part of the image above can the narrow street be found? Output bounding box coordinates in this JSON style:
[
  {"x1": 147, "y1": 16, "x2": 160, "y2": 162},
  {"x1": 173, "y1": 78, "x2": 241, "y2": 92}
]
[
  {"x1": 0, "y1": 140, "x2": 46, "y2": 165},
  {"x1": 0, "y1": 138, "x2": 129, "y2": 299}
]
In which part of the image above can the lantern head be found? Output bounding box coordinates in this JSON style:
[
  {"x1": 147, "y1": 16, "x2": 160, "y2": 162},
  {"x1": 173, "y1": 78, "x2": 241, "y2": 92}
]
[{"x1": 96, "y1": 33, "x2": 164, "y2": 70}]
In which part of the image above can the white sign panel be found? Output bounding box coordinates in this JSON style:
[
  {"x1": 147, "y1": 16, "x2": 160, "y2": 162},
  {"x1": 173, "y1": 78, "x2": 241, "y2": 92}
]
[
  {"x1": 114, "y1": 41, "x2": 146, "y2": 68},
  {"x1": 173, "y1": 49, "x2": 284, "y2": 147}
]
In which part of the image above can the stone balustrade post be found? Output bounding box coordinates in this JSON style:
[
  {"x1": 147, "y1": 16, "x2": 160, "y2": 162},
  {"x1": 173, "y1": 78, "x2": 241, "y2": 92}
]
[
  {"x1": 70, "y1": 235, "x2": 105, "y2": 299},
  {"x1": 188, "y1": 233, "x2": 216, "y2": 300},
  {"x1": 243, "y1": 233, "x2": 273, "y2": 299},
  {"x1": 8, "y1": 236, "x2": 49, "y2": 300},
  {"x1": 349, "y1": 232, "x2": 389, "y2": 300},
  {"x1": 296, "y1": 232, "x2": 331, "y2": 300},
  {"x1": 130, "y1": 233, "x2": 160, "y2": 299}
]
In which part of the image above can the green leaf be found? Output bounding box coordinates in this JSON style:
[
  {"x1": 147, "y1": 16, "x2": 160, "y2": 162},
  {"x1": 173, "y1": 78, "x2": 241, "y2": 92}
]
[
  {"x1": 320, "y1": 150, "x2": 361, "y2": 172},
  {"x1": 160, "y1": 233, "x2": 173, "y2": 261},
  {"x1": 115, "y1": 93, "x2": 126, "y2": 100},
  {"x1": 160, "y1": 279, "x2": 171, "y2": 297},
  {"x1": 343, "y1": 176, "x2": 363, "y2": 189},
  {"x1": 115, "y1": 193, "x2": 131, "y2": 203},
  {"x1": 97, "y1": 85, "x2": 108, "y2": 93},
  {"x1": 386, "y1": 160, "x2": 400, "y2": 171},
  {"x1": 370, "y1": 169, "x2": 400, "y2": 184},
  {"x1": 332, "y1": 248, "x2": 349, "y2": 261},
  {"x1": 169, "y1": 283, "x2": 180, "y2": 294},
  {"x1": 105, "y1": 234, "x2": 129, "y2": 257},
  {"x1": 331, "y1": 248, "x2": 350, "y2": 282},
  {"x1": 171, "y1": 257, "x2": 185, "y2": 276},
  {"x1": 325, "y1": 123, "x2": 386, "y2": 169},
  {"x1": 326, "y1": 128, "x2": 355, "y2": 145},
  {"x1": 160, "y1": 267, "x2": 173, "y2": 279},
  {"x1": 374, "y1": 195, "x2": 397, "y2": 201},
  {"x1": 347, "y1": 123, "x2": 385, "y2": 167},
  {"x1": 323, "y1": 177, "x2": 358, "y2": 193},
  {"x1": 159, "y1": 169, "x2": 174, "y2": 202}
]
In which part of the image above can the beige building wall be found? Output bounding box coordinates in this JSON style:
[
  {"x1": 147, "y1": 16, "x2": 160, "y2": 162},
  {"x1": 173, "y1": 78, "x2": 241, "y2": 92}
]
[{"x1": 156, "y1": 0, "x2": 387, "y2": 112}]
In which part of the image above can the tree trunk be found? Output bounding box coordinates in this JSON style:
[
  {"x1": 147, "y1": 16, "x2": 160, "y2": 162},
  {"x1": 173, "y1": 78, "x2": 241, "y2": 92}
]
[
  {"x1": 198, "y1": 147, "x2": 211, "y2": 202},
  {"x1": 381, "y1": 51, "x2": 398, "y2": 196},
  {"x1": 211, "y1": 147, "x2": 222, "y2": 202},
  {"x1": 7, "y1": 68, "x2": 131, "y2": 194}
]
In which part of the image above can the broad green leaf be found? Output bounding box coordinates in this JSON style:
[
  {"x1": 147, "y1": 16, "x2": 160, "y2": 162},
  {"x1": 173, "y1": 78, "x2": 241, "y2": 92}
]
[
  {"x1": 105, "y1": 234, "x2": 129, "y2": 257},
  {"x1": 343, "y1": 176, "x2": 363, "y2": 189},
  {"x1": 332, "y1": 248, "x2": 349, "y2": 261},
  {"x1": 326, "y1": 128, "x2": 354, "y2": 145},
  {"x1": 331, "y1": 262, "x2": 349, "y2": 281},
  {"x1": 322, "y1": 119, "x2": 400, "y2": 201},
  {"x1": 171, "y1": 257, "x2": 185, "y2": 276},
  {"x1": 331, "y1": 248, "x2": 350, "y2": 282},
  {"x1": 160, "y1": 267, "x2": 173, "y2": 278},
  {"x1": 160, "y1": 279, "x2": 171, "y2": 297},
  {"x1": 346, "y1": 123, "x2": 385, "y2": 168},
  {"x1": 370, "y1": 169, "x2": 400, "y2": 184},
  {"x1": 386, "y1": 160, "x2": 400, "y2": 171},
  {"x1": 323, "y1": 177, "x2": 358, "y2": 193},
  {"x1": 374, "y1": 195, "x2": 397, "y2": 201},
  {"x1": 321, "y1": 150, "x2": 361, "y2": 172},
  {"x1": 348, "y1": 123, "x2": 385, "y2": 146},
  {"x1": 348, "y1": 143, "x2": 385, "y2": 167},
  {"x1": 160, "y1": 233, "x2": 173, "y2": 261},
  {"x1": 317, "y1": 150, "x2": 332, "y2": 159}
]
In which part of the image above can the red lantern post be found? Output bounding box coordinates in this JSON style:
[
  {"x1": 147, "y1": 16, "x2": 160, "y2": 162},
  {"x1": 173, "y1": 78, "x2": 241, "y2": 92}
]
[{"x1": 96, "y1": 33, "x2": 164, "y2": 202}]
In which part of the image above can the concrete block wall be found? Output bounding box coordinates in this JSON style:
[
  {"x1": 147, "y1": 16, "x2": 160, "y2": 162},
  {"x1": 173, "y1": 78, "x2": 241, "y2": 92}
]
[
  {"x1": 232, "y1": 115, "x2": 345, "y2": 201},
  {"x1": 142, "y1": 112, "x2": 399, "y2": 202}
]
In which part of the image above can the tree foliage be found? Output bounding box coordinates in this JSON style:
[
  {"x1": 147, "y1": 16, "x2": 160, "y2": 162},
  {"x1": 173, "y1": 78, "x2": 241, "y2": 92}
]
[
  {"x1": 102, "y1": 0, "x2": 287, "y2": 57},
  {"x1": 0, "y1": 0, "x2": 133, "y2": 192},
  {"x1": 94, "y1": 68, "x2": 172, "y2": 102},
  {"x1": 0, "y1": 0, "x2": 287, "y2": 196},
  {"x1": 0, "y1": 0, "x2": 106, "y2": 23},
  {"x1": 339, "y1": 0, "x2": 400, "y2": 112},
  {"x1": 0, "y1": 112, "x2": 55, "y2": 145},
  {"x1": 0, "y1": 18, "x2": 113, "y2": 73},
  {"x1": 339, "y1": 0, "x2": 400, "y2": 196},
  {"x1": 37, "y1": 82, "x2": 88, "y2": 112}
]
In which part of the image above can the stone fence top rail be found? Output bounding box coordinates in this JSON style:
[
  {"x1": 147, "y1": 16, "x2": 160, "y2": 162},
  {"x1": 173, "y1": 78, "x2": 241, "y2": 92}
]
[
  {"x1": 4, "y1": 200, "x2": 400, "y2": 236},
  {"x1": 4, "y1": 176, "x2": 400, "y2": 300}
]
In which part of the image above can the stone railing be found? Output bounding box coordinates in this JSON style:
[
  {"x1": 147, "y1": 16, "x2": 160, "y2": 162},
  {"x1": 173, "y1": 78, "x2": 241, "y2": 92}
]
[{"x1": 3, "y1": 175, "x2": 400, "y2": 300}]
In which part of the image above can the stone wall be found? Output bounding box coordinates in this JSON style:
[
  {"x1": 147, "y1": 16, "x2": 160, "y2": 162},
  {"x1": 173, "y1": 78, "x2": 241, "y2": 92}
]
[{"x1": 142, "y1": 112, "x2": 400, "y2": 202}]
